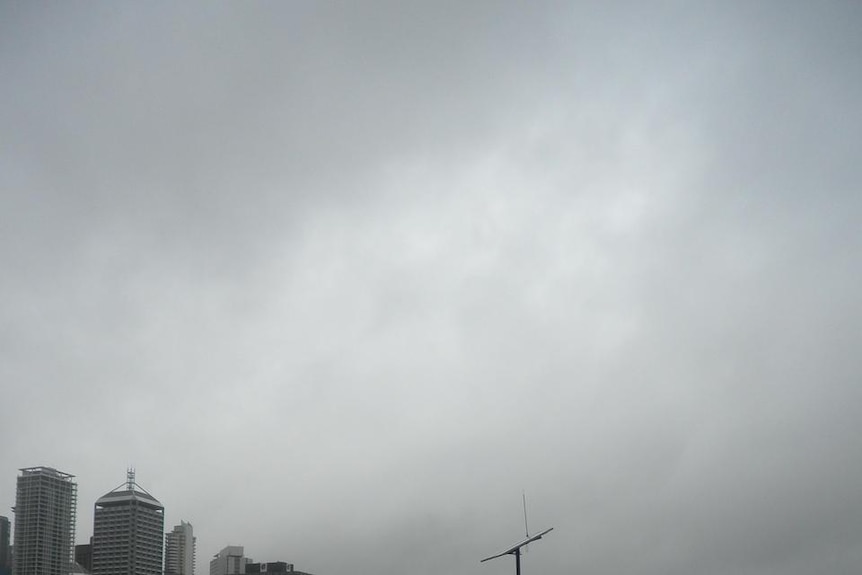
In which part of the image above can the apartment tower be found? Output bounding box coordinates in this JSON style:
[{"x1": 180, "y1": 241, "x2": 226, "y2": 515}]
[
  {"x1": 92, "y1": 470, "x2": 164, "y2": 575},
  {"x1": 164, "y1": 522, "x2": 195, "y2": 575},
  {"x1": 13, "y1": 467, "x2": 78, "y2": 575}
]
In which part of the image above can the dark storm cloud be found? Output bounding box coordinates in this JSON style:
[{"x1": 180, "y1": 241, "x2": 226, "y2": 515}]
[{"x1": 2, "y1": 2, "x2": 861, "y2": 575}]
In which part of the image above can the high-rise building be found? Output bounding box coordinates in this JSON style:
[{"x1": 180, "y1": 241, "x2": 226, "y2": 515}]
[
  {"x1": 164, "y1": 522, "x2": 195, "y2": 575},
  {"x1": 92, "y1": 470, "x2": 164, "y2": 575},
  {"x1": 209, "y1": 547, "x2": 250, "y2": 575},
  {"x1": 13, "y1": 467, "x2": 78, "y2": 575},
  {"x1": 0, "y1": 515, "x2": 11, "y2": 575}
]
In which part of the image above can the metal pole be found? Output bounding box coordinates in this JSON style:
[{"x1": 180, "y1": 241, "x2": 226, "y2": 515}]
[{"x1": 515, "y1": 548, "x2": 521, "y2": 575}]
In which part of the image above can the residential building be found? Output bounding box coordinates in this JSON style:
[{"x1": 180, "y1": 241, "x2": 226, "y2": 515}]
[
  {"x1": 209, "y1": 547, "x2": 250, "y2": 575},
  {"x1": 92, "y1": 470, "x2": 164, "y2": 575},
  {"x1": 164, "y1": 522, "x2": 195, "y2": 575},
  {"x1": 13, "y1": 467, "x2": 78, "y2": 575}
]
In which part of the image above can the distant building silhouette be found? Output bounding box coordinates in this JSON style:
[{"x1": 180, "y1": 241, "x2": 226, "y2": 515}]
[
  {"x1": 245, "y1": 562, "x2": 312, "y2": 575},
  {"x1": 74, "y1": 542, "x2": 92, "y2": 573},
  {"x1": 13, "y1": 467, "x2": 78, "y2": 575},
  {"x1": 92, "y1": 469, "x2": 164, "y2": 575},
  {"x1": 209, "y1": 547, "x2": 250, "y2": 575},
  {"x1": 165, "y1": 522, "x2": 195, "y2": 575},
  {"x1": 0, "y1": 516, "x2": 11, "y2": 575}
]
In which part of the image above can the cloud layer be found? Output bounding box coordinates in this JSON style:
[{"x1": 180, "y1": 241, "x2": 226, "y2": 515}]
[{"x1": 2, "y1": 3, "x2": 861, "y2": 575}]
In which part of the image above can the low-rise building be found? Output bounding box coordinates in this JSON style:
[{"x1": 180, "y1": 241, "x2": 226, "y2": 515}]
[{"x1": 246, "y1": 561, "x2": 313, "y2": 575}]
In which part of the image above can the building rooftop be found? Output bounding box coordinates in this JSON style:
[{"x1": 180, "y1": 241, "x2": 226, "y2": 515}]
[
  {"x1": 94, "y1": 489, "x2": 163, "y2": 509},
  {"x1": 19, "y1": 467, "x2": 76, "y2": 481},
  {"x1": 95, "y1": 469, "x2": 163, "y2": 509}
]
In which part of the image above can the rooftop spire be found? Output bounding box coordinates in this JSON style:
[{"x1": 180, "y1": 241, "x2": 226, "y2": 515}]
[{"x1": 98, "y1": 468, "x2": 162, "y2": 507}]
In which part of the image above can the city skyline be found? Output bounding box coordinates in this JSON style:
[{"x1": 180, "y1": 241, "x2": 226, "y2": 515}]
[{"x1": 4, "y1": 467, "x2": 315, "y2": 575}]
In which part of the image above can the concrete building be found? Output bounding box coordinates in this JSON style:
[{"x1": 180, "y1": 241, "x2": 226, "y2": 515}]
[
  {"x1": 245, "y1": 562, "x2": 312, "y2": 575},
  {"x1": 13, "y1": 467, "x2": 78, "y2": 575},
  {"x1": 209, "y1": 547, "x2": 250, "y2": 575},
  {"x1": 0, "y1": 516, "x2": 11, "y2": 575},
  {"x1": 164, "y1": 522, "x2": 195, "y2": 575},
  {"x1": 74, "y1": 543, "x2": 92, "y2": 573},
  {"x1": 92, "y1": 470, "x2": 164, "y2": 575}
]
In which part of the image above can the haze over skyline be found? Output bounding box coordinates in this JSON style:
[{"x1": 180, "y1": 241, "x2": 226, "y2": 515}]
[{"x1": 2, "y1": 3, "x2": 861, "y2": 575}]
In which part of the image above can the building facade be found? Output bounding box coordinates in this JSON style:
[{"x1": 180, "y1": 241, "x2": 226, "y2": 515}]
[
  {"x1": 92, "y1": 470, "x2": 164, "y2": 575},
  {"x1": 164, "y1": 522, "x2": 195, "y2": 575},
  {"x1": 0, "y1": 515, "x2": 11, "y2": 575},
  {"x1": 13, "y1": 467, "x2": 78, "y2": 575},
  {"x1": 209, "y1": 547, "x2": 250, "y2": 575},
  {"x1": 245, "y1": 562, "x2": 312, "y2": 575},
  {"x1": 74, "y1": 543, "x2": 92, "y2": 573}
]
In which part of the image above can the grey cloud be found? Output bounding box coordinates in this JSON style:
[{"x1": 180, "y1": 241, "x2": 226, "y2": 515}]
[{"x1": 2, "y1": 2, "x2": 861, "y2": 575}]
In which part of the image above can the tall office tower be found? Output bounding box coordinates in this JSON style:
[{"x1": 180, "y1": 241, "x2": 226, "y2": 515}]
[
  {"x1": 164, "y1": 522, "x2": 195, "y2": 575},
  {"x1": 0, "y1": 515, "x2": 11, "y2": 575},
  {"x1": 209, "y1": 547, "x2": 250, "y2": 575},
  {"x1": 92, "y1": 470, "x2": 164, "y2": 575},
  {"x1": 13, "y1": 467, "x2": 78, "y2": 575}
]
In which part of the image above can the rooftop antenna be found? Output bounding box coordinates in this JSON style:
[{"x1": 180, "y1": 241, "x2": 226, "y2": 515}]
[
  {"x1": 481, "y1": 495, "x2": 553, "y2": 575},
  {"x1": 106, "y1": 467, "x2": 155, "y2": 498},
  {"x1": 523, "y1": 491, "x2": 529, "y2": 537}
]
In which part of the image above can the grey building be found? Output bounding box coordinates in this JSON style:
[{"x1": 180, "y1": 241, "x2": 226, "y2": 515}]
[
  {"x1": 13, "y1": 467, "x2": 78, "y2": 575},
  {"x1": 92, "y1": 470, "x2": 164, "y2": 575},
  {"x1": 0, "y1": 515, "x2": 11, "y2": 575},
  {"x1": 209, "y1": 547, "x2": 250, "y2": 575},
  {"x1": 74, "y1": 543, "x2": 92, "y2": 573},
  {"x1": 164, "y1": 522, "x2": 195, "y2": 575},
  {"x1": 245, "y1": 562, "x2": 312, "y2": 575}
]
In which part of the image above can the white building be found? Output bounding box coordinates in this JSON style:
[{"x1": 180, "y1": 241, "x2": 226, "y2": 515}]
[
  {"x1": 13, "y1": 467, "x2": 77, "y2": 575},
  {"x1": 165, "y1": 522, "x2": 196, "y2": 575},
  {"x1": 210, "y1": 546, "x2": 250, "y2": 575}
]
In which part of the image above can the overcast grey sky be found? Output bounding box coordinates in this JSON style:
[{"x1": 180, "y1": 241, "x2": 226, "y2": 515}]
[{"x1": 1, "y1": 2, "x2": 861, "y2": 574}]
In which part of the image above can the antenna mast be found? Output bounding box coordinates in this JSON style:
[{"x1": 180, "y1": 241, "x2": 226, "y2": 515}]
[{"x1": 480, "y1": 496, "x2": 553, "y2": 575}]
